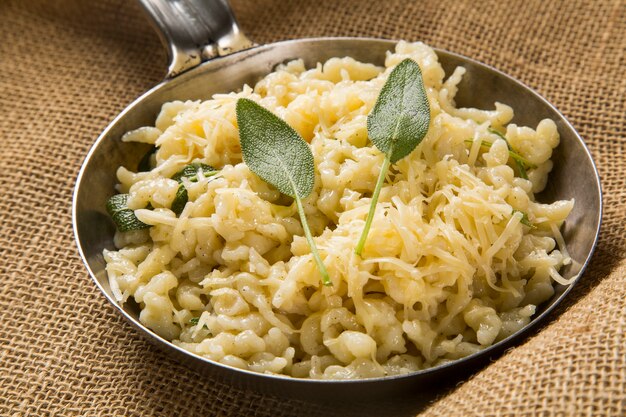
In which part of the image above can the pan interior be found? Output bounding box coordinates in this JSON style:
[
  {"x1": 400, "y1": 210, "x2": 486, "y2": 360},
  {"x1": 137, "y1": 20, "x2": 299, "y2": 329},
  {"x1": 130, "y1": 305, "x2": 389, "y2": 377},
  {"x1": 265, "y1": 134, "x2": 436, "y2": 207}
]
[{"x1": 73, "y1": 38, "x2": 601, "y2": 394}]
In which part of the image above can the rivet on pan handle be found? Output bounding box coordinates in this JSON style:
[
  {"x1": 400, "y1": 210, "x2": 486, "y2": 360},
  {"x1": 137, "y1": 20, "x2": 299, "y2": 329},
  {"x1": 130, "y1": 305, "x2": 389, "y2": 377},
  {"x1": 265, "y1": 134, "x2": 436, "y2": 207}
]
[{"x1": 137, "y1": 0, "x2": 255, "y2": 78}]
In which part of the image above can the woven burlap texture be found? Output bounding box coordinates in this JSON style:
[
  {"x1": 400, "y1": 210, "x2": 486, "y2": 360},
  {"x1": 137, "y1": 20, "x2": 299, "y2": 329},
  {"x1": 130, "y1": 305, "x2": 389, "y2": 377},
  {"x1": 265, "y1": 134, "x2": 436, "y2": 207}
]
[{"x1": 1, "y1": 0, "x2": 624, "y2": 416}]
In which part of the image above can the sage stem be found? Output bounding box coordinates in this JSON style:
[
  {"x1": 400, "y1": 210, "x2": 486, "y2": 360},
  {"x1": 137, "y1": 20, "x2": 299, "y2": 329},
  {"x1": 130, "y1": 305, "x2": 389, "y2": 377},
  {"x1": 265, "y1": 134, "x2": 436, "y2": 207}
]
[
  {"x1": 355, "y1": 154, "x2": 392, "y2": 256},
  {"x1": 294, "y1": 194, "x2": 332, "y2": 286}
]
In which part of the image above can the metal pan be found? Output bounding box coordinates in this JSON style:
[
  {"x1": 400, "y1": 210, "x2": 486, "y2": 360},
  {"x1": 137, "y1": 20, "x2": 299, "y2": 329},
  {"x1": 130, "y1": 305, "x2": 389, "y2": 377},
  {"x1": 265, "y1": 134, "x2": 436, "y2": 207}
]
[{"x1": 72, "y1": 0, "x2": 602, "y2": 402}]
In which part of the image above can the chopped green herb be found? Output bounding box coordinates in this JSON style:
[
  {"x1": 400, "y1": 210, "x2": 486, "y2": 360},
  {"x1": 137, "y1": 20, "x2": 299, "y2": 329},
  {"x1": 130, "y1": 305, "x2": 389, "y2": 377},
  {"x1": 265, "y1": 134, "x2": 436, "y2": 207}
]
[
  {"x1": 515, "y1": 159, "x2": 529, "y2": 180},
  {"x1": 512, "y1": 209, "x2": 535, "y2": 228},
  {"x1": 189, "y1": 317, "x2": 210, "y2": 331},
  {"x1": 236, "y1": 98, "x2": 331, "y2": 286},
  {"x1": 172, "y1": 163, "x2": 217, "y2": 182},
  {"x1": 487, "y1": 128, "x2": 536, "y2": 172},
  {"x1": 137, "y1": 146, "x2": 158, "y2": 172},
  {"x1": 105, "y1": 194, "x2": 150, "y2": 232},
  {"x1": 171, "y1": 184, "x2": 188, "y2": 216},
  {"x1": 170, "y1": 163, "x2": 218, "y2": 216},
  {"x1": 488, "y1": 128, "x2": 530, "y2": 179},
  {"x1": 355, "y1": 58, "x2": 431, "y2": 256},
  {"x1": 487, "y1": 128, "x2": 507, "y2": 140},
  {"x1": 464, "y1": 138, "x2": 536, "y2": 179}
]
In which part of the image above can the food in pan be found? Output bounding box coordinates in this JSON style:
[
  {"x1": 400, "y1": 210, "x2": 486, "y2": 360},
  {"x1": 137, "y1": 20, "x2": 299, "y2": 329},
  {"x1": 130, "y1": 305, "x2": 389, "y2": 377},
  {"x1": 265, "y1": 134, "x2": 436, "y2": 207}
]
[{"x1": 103, "y1": 41, "x2": 574, "y2": 379}]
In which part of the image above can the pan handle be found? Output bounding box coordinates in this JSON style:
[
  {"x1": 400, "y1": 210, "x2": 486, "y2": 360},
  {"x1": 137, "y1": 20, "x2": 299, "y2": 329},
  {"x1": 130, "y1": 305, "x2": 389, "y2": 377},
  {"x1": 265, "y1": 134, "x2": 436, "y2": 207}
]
[{"x1": 137, "y1": 0, "x2": 254, "y2": 78}]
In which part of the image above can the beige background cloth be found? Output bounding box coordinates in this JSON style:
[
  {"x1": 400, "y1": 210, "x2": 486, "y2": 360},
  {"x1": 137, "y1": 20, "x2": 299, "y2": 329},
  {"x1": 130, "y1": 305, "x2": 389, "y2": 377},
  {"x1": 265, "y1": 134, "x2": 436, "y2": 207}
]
[{"x1": 1, "y1": 0, "x2": 624, "y2": 415}]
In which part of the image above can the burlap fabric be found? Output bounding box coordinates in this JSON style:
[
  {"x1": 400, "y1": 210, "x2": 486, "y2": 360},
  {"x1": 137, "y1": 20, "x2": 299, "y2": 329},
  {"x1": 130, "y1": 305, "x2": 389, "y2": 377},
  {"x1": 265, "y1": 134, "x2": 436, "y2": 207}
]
[{"x1": 1, "y1": 0, "x2": 624, "y2": 415}]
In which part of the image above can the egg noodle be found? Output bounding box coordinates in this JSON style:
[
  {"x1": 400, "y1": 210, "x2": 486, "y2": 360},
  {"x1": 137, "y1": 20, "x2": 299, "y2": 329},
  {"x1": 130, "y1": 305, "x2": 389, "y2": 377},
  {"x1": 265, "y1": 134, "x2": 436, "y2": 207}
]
[{"x1": 104, "y1": 41, "x2": 574, "y2": 379}]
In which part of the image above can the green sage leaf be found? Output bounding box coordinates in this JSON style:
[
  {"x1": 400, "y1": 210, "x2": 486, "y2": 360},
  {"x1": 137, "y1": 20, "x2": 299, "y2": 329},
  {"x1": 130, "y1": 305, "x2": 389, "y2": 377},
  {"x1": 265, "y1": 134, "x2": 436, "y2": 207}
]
[
  {"x1": 356, "y1": 59, "x2": 431, "y2": 255},
  {"x1": 236, "y1": 98, "x2": 330, "y2": 286},
  {"x1": 106, "y1": 194, "x2": 150, "y2": 232},
  {"x1": 172, "y1": 163, "x2": 217, "y2": 182},
  {"x1": 171, "y1": 184, "x2": 188, "y2": 216},
  {"x1": 366, "y1": 58, "x2": 431, "y2": 163},
  {"x1": 170, "y1": 163, "x2": 218, "y2": 216},
  {"x1": 137, "y1": 146, "x2": 158, "y2": 172},
  {"x1": 236, "y1": 98, "x2": 314, "y2": 199}
]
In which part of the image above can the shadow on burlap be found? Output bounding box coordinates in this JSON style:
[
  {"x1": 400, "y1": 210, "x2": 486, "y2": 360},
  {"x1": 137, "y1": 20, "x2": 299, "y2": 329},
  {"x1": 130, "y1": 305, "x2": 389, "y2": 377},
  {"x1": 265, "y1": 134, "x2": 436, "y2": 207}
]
[{"x1": 0, "y1": 0, "x2": 624, "y2": 416}]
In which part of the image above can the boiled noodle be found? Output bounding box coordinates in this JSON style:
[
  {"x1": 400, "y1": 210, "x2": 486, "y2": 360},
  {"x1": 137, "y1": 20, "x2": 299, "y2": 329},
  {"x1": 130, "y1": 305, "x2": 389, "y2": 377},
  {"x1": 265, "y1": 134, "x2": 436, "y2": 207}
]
[{"x1": 104, "y1": 41, "x2": 575, "y2": 379}]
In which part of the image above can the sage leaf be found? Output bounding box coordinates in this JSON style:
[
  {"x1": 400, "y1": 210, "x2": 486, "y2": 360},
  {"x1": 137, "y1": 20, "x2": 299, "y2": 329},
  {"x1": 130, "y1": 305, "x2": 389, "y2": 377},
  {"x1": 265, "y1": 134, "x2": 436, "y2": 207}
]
[
  {"x1": 367, "y1": 58, "x2": 431, "y2": 163},
  {"x1": 236, "y1": 98, "x2": 331, "y2": 286},
  {"x1": 355, "y1": 59, "x2": 431, "y2": 256},
  {"x1": 236, "y1": 98, "x2": 314, "y2": 199},
  {"x1": 171, "y1": 184, "x2": 188, "y2": 216},
  {"x1": 137, "y1": 146, "x2": 157, "y2": 172},
  {"x1": 172, "y1": 163, "x2": 217, "y2": 182},
  {"x1": 170, "y1": 163, "x2": 218, "y2": 216},
  {"x1": 106, "y1": 194, "x2": 150, "y2": 232}
]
